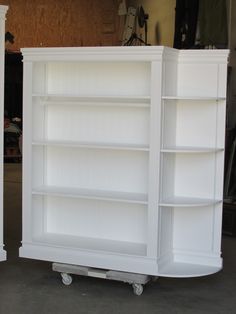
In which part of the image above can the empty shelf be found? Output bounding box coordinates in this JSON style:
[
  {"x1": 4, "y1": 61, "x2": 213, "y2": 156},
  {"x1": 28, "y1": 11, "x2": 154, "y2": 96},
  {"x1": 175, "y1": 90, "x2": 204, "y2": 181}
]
[
  {"x1": 159, "y1": 196, "x2": 221, "y2": 207},
  {"x1": 32, "y1": 185, "x2": 148, "y2": 205},
  {"x1": 32, "y1": 94, "x2": 151, "y2": 107},
  {"x1": 162, "y1": 96, "x2": 226, "y2": 101},
  {"x1": 33, "y1": 233, "x2": 147, "y2": 256},
  {"x1": 158, "y1": 261, "x2": 221, "y2": 278},
  {"x1": 32, "y1": 140, "x2": 149, "y2": 152},
  {"x1": 161, "y1": 146, "x2": 224, "y2": 153}
]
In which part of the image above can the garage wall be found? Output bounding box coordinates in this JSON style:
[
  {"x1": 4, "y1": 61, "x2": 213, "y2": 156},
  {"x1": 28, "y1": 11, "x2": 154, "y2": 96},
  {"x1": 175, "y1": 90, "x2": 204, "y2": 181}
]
[
  {"x1": 127, "y1": 0, "x2": 176, "y2": 47},
  {"x1": 2, "y1": 0, "x2": 122, "y2": 51}
]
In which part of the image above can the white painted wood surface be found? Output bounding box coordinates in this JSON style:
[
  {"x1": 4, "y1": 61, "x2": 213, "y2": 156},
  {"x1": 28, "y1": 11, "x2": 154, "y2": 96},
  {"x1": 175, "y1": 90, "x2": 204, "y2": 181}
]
[
  {"x1": 0, "y1": 5, "x2": 8, "y2": 262},
  {"x1": 20, "y1": 46, "x2": 229, "y2": 277}
]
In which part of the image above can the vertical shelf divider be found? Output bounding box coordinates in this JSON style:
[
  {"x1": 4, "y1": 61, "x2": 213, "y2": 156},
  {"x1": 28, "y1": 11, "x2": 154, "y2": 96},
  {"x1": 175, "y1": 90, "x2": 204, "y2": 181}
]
[{"x1": 146, "y1": 60, "x2": 162, "y2": 259}]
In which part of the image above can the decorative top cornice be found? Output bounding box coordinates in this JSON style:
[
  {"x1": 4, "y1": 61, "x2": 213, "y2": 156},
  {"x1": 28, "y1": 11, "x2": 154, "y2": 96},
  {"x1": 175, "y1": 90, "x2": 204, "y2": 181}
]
[
  {"x1": 21, "y1": 46, "x2": 178, "y2": 62},
  {"x1": 21, "y1": 46, "x2": 229, "y2": 64},
  {"x1": 178, "y1": 49, "x2": 229, "y2": 64}
]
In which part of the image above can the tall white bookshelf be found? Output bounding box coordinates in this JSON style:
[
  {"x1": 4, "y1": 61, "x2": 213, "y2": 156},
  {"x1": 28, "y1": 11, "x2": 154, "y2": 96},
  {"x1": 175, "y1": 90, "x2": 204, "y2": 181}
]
[
  {"x1": 20, "y1": 46, "x2": 229, "y2": 277},
  {"x1": 0, "y1": 5, "x2": 8, "y2": 262}
]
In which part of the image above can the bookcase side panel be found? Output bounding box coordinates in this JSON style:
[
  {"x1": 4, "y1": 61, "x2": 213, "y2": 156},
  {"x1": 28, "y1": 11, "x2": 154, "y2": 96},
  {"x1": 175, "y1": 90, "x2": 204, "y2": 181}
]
[
  {"x1": 22, "y1": 62, "x2": 34, "y2": 243},
  {"x1": 0, "y1": 5, "x2": 8, "y2": 261}
]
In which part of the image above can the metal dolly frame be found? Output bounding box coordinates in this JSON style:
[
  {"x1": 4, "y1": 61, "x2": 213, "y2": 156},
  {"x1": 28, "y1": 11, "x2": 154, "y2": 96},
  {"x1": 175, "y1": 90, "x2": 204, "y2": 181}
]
[{"x1": 53, "y1": 263, "x2": 157, "y2": 295}]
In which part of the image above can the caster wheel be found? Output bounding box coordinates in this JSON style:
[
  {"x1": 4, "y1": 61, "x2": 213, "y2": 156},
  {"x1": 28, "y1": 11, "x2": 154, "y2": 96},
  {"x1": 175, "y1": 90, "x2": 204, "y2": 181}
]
[
  {"x1": 132, "y1": 283, "x2": 143, "y2": 296},
  {"x1": 61, "y1": 273, "x2": 73, "y2": 286}
]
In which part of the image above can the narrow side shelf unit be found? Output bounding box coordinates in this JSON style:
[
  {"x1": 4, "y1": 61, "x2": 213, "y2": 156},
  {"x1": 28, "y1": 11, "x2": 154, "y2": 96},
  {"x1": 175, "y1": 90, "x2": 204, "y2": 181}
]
[{"x1": 20, "y1": 46, "x2": 229, "y2": 281}]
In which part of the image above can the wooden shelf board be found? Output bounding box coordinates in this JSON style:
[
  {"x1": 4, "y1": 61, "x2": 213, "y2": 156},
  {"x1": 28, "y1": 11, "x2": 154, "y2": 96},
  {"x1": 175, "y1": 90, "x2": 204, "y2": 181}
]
[
  {"x1": 158, "y1": 261, "x2": 221, "y2": 277},
  {"x1": 159, "y1": 196, "x2": 221, "y2": 207},
  {"x1": 162, "y1": 96, "x2": 226, "y2": 101},
  {"x1": 161, "y1": 146, "x2": 224, "y2": 154},
  {"x1": 32, "y1": 185, "x2": 148, "y2": 205},
  {"x1": 33, "y1": 233, "x2": 147, "y2": 256},
  {"x1": 32, "y1": 140, "x2": 149, "y2": 152},
  {"x1": 32, "y1": 94, "x2": 151, "y2": 107}
]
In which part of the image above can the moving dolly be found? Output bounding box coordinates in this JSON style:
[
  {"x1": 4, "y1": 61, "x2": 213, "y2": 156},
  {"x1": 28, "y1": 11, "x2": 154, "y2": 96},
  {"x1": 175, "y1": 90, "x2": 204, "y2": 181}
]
[{"x1": 53, "y1": 263, "x2": 157, "y2": 296}]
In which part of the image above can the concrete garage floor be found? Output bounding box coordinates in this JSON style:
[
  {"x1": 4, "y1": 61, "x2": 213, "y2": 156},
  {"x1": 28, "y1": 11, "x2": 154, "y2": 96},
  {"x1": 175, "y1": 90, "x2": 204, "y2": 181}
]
[{"x1": 0, "y1": 163, "x2": 236, "y2": 314}]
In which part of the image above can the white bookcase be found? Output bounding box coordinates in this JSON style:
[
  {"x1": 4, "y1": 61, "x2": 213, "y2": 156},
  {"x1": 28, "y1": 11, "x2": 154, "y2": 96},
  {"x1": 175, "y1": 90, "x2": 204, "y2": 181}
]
[
  {"x1": 20, "y1": 46, "x2": 229, "y2": 277},
  {"x1": 0, "y1": 5, "x2": 8, "y2": 262}
]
